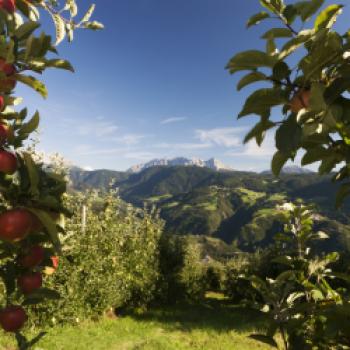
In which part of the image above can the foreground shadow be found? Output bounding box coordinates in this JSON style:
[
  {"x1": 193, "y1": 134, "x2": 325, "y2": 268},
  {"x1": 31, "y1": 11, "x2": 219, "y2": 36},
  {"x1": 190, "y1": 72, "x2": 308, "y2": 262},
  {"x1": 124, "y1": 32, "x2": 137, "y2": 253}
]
[{"x1": 128, "y1": 296, "x2": 268, "y2": 334}]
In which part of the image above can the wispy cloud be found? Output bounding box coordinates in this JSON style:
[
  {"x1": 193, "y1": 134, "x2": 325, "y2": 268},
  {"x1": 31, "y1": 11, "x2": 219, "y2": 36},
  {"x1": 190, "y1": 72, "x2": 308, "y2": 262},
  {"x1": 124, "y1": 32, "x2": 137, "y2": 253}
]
[
  {"x1": 226, "y1": 132, "x2": 275, "y2": 158},
  {"x1": 195, "y1": 127, "x2": 245, "y2": 147},
  {"x1": 161, "y1": 117, "x2": 187, "y2": 125}
]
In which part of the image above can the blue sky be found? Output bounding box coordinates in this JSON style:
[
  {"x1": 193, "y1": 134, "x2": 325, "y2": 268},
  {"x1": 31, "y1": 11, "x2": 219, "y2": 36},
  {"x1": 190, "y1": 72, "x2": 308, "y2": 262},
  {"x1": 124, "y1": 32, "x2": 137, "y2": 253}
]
[{"x1": 18, "y1": 0, "x2": 350, "y2": 171}]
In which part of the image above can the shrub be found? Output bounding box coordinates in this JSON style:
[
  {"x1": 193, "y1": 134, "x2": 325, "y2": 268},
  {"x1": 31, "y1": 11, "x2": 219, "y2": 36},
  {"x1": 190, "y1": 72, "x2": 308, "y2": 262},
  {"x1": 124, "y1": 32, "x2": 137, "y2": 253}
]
[
  {"x1": 29, "y1": 190, "x2": 163, "y2": 326},
  {"x1": 157, "y1": 235, "x2": 207, "y2": 303},
  {"x1": 205, "y1": 259, "x2": 226, "y2": 292}
]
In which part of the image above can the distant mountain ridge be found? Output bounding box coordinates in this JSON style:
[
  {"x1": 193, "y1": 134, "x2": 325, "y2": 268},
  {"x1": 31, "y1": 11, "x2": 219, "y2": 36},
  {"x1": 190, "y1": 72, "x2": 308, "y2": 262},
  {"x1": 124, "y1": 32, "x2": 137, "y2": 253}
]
[
  {"x1": 261, "y1": 166, "x2": 315, "y2": 175},
  {"x1": 127, "y1": 157, "x2": 233, "y2": 173}
]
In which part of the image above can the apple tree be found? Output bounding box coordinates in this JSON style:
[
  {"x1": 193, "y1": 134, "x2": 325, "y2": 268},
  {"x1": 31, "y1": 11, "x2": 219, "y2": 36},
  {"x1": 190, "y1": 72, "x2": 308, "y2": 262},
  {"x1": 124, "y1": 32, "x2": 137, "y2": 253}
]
[
  {"x1": 227, "y1": 0, "x2": 350, "y2": 207},
  {"x1": 0, "y1": 0, "x2": 102, "y2": 348}
]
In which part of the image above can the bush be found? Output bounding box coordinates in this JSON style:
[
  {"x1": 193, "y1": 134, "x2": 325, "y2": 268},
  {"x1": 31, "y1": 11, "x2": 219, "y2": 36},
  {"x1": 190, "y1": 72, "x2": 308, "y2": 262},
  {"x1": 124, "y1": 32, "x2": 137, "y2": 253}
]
[
  {"x1": 205, "y1": 260, "x2": 226, "y2": 292},
  {"x1": 224, "y1": 254, "x2": 258, "y2": 304},
  {"x1": 30, "y1": 190, "x2": 163, "y2": 326},
  {"x1": 157, "y1": 235, "x2": 207, "y2": 303}
]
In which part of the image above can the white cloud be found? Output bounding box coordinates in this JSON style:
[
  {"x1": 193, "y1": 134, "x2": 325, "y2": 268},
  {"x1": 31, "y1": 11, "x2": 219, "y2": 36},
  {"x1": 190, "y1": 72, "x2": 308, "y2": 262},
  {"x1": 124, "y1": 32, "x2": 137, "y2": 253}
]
[
  {"x1": 195, "y1": 127, "x2": 245, "y2": 147},
  {"x1": 226, "y1": 131, "x2": 275, "y2": 158},
  {"x1": 160, "y1": 117, "x2": 187, "y2": 125}
]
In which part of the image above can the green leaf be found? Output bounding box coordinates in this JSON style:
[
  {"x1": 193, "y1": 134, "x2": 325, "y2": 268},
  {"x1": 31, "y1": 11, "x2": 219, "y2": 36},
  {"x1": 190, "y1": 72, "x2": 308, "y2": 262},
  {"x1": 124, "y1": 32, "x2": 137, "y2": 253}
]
[
  {"x1": 272, "y1": 61, "x2": 290, "y2": 80},
  {"x1": 272, "y1": 256, "x2": 293, "y2": 266},
  {"x1": 80, "y1": 4, "x2": 95, "y2": 23},
  {"x1": 83, "y1": 21, "x2": 104, "y2": 30},
  {"x1": 15, "y1": 74, "x2": 47, "y2": 98},
  {"x1": 283, "y1": 5, "x2": 297, "y2": 24},
  {"x1": 324, "y1": 78, "x2": 350, "y2": 105},
  {"x1": 271, "y1": 151, "x2": 289, "y2": 176},
  {"x1": 278, "y1": 30, "x2": 314, "y2": 59},
  {"x1": 332, "y1": 272, "x2": 350, "y2": 283},
  {"x1": 45, "y1": 59, "x2": 74, "y2": 72},
  {"x1": 261, "y1": 28, "x2": 293, "y2": 39},
  {"x1": 244, "y1": 120, "x2": 275, "y2": 145},
  {"x1": 309, "y1": 82, "x2": 326, "y2": 112},
  {"x1": 226, "y1": 50, "x2": 278, "y2": 74},
  {"x1": 27, "y1": 208, "x2": 62, "y2": 253},
  {"x1": 314, "y1": 4, "x2": 343, "y2": 31},
  {"x1": 18, "y1": 110, "x2": 40, "y2": 136},
  {"x1": 276, "y1": 117, "x2": 302, "y2": 153},
  {"x1": 14, "y1": 21, "x2": 40, "y2": 40},
  {"x1": 266, "y1": 37, "x2": 277, "y2": 55},
  {"x1": 237, "y1": 71, "x2": 267, "y2": 91},
  {"x1": 313, "y1": 231, "x2": 329, "y2": 240},
  {"x1": 260, "y1": 0, "x2": 285, "y2": 14},
  {"x1": 335, "y1": 183, "x2": 350, "y2": 208},
  {"x1": 311, "y1": 289, "x2": 324, "y2": 301},
  {"x1": 301, "y1": 146, "x2": 328, "y2": 165},
  {"x1": 318, "y1": 156, "x2": 339, "y2": 175},
  {"x1": 296, "y1": 0, "x2": 325, "y2": 21},
  {"x1": 249, "y1": 334, "x2": 278, "y2": 348},
  {"x1": 22, "y1": 152, "x2": 39, "y2": 197},
  {"x1": 67, "y1": 0, "x2": 78, "y2": 17},
  {"x1": 247, "y1": 12, "x2": 270, "y2": 28},
  {"x1": 50, "y1": 12, "x2": 66, "y2": 45},
  {"x1": 238, "y1": 88, "x2": 287, "y2": 118}
]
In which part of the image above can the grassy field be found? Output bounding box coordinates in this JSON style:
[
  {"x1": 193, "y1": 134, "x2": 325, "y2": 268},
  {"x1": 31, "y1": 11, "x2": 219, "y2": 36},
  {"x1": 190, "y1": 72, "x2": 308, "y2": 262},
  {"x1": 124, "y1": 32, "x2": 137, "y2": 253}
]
[{"x1": 0, "y1": 296, "x2": 274, "y2": 350}]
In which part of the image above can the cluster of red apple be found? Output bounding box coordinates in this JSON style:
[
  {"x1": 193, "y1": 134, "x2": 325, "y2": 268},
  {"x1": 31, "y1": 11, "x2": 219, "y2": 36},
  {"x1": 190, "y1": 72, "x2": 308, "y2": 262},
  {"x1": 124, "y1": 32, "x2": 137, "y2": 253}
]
[
  {"x1": 0, "y1": 1, "x2": 48, "y2": 333},
  {"x1": 0, "y1": 83, "x2": 58, "y2": 332},
  {"x1": 0, "y1": 243, "x2": 59, "y2": 333},
  {"x1": 0, "y1": 244, "x2": 58, "y2": 332},
  {"x1": 0, "y1": 57, "x2": 17, "y2": 176}
]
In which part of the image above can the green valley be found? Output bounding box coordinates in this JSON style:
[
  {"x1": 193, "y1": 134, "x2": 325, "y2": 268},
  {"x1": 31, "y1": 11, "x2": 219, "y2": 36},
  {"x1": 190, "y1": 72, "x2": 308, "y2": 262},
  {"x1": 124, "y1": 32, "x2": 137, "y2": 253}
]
[{"x1": 69, "y1": 165, "x2": 350, "y2": 253}]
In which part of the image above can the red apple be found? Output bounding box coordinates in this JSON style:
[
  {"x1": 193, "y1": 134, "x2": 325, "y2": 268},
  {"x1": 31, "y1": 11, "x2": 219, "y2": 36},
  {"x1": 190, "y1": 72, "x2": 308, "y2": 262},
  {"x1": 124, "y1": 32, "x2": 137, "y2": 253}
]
[
  {"x1": 0, "y1": 77, "x2": 16, "y2": 92},
  {"x1": 0, "y1": 95, "x2": 4, "y2": 110},
  {"x1": 30, "y1": 213, "x2": 43, "y2": 232},
  {"x1": 0, "y1": 124, "x2": 9, "y2": 145},
  {"x1": 0, "y1": 306, "x2": 27, "y2": 332},
  {"x1": 0, "y1": 58, "x2": 16, "y2": 92},
  {"x1": 0, "y1": 150, "x2": 17, "y2": 174},
  {"x1": 0, "y1": 0, "x2": 15, "y2": 13},
  {"x1": 289, "y1": 89, "x2": 311, "y2": 114},
  {"x1": 18, "y1": 272, "x2": 42, "y2": 294},
  {"x1": 0, "y1": 58, "x2": 15, "y2": 76},
  {"x1": 51, "y1": 256, "x2": 59, "y2": 269},
  {"x1": 44, "y1": 256, "x2": 59, "y2": 275},
  {"x1": 0, "y1": 209, "x2": 33, "y2": 242},
  {"x1": 18, "y1": 245, "x2": 45, "y2": 268}
]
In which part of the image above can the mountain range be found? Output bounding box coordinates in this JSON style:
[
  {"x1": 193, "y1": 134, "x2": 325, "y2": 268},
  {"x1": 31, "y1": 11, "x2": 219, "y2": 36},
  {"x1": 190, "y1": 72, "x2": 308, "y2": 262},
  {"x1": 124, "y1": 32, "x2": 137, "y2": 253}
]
[
  {"x1": 127, "y1": 157, "x2": 233, "y2": 173},
  {"x1": 69, "y1": 160, "x2": 350, "y2": 254}
]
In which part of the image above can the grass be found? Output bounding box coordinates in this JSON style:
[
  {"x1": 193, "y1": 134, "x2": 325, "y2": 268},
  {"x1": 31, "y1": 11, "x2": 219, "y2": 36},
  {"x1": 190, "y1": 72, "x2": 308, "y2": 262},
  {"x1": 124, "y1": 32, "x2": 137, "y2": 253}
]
[
  {"x1": 237, "y1": 188, "x2": 266, "y2": 205},
  {"x1": 0, "y1": 296, "x2": 274, "y2": 350}
]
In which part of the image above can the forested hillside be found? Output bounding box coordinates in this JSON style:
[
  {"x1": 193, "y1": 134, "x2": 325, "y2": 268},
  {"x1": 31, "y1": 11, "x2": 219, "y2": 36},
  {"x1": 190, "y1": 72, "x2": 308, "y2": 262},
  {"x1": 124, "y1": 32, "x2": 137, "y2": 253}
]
[{"x1": 69, "y1": 166, "x2": 350, "y2": 252}]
